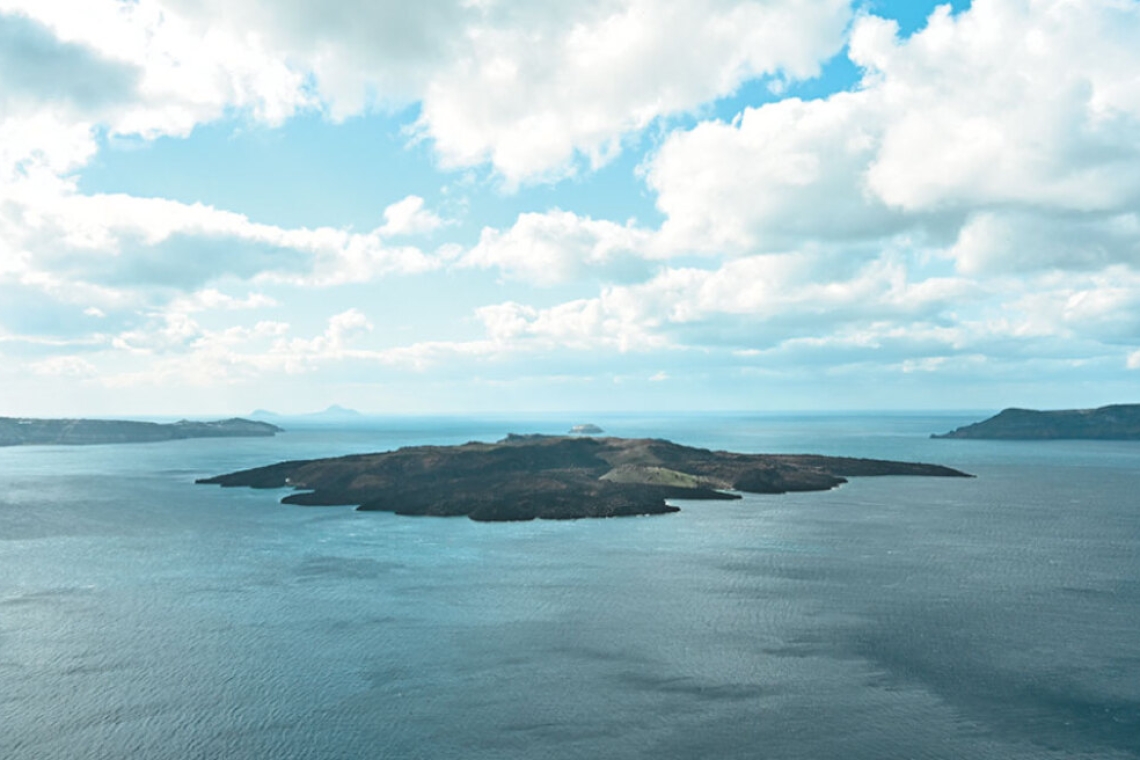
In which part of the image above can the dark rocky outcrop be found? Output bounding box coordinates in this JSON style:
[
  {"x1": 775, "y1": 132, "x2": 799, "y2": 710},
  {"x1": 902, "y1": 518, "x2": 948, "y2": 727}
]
[
  {"x1": 0, "y1": 417, "x2": 282, "y2": 446},
  {"x1": 933, "y1": 404, "x2": 1140, "y2": 440},
  {"x1": 198, "y1": 434, "x2": 970, "y2": 522}
]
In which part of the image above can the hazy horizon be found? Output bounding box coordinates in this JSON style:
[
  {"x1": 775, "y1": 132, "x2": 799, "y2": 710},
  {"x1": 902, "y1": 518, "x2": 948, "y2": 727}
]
[{"x1": 0, "y1": 405, "x2": 1009, "y2": 422}]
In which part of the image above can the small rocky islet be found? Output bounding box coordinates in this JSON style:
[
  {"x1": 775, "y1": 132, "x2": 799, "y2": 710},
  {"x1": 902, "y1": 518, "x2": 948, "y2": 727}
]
[{"x1": 198, "y1": 433, "x2": 971, "y2": 522}]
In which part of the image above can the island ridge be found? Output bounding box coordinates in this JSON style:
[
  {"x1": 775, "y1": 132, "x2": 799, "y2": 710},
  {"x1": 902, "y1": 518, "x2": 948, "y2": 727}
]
[
  {"x1": 934, "y1": 404, "x2": 1140, "y2": 440},
  {"x1": 0, "y1": 417, "x2": 282, "y2": 446}
]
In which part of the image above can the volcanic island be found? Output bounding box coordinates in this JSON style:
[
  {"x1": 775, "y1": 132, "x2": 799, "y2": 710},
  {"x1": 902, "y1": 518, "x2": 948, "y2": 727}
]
[{"x1": 198, "y1": 434, "x2": 971, "y2": 522}]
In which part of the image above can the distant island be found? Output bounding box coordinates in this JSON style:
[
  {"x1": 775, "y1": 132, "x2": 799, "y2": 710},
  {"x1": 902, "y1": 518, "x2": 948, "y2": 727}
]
[
  {"x1": 198, "y1": 434, "x2": 971, "y2": 522},
  {"x1": 934, "y1": 404, "x2": 1140, "y2": 440},
  {"x1": 0, "y1": 417, "x2": 282, "y2": 447},
  {"x1": 250, "y1": 405, "x2": 365, "y2": 423}
]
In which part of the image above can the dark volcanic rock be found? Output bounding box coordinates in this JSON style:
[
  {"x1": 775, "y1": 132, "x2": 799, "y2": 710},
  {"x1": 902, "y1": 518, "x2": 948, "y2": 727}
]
[
  {"x1": 0, "y1": 417, "x2": 282, "y2": 447},
  {"x1": 198, "y1": 435, "x2": 971, "y2": 522},
  {"x1": 933, "y1": 404, "x2": 1140, "y2": 440}
]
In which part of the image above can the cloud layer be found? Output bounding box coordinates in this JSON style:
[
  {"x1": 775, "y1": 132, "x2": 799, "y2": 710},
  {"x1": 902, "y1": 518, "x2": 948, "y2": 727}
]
[{"x1": 3, "y1": 0, "x2": 1140, "y2": 413}]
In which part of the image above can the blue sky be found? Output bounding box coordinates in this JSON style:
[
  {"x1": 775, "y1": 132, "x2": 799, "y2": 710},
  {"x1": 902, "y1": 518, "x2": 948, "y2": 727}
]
[{"x1": 2, "y1": 0, "x2": 1139, "y2": 416}]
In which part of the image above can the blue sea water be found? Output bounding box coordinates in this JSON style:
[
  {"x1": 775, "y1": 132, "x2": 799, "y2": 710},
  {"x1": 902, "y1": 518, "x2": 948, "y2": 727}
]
[{"x1": 2, "y1": 413, "x2": 1139, "y2": 759}]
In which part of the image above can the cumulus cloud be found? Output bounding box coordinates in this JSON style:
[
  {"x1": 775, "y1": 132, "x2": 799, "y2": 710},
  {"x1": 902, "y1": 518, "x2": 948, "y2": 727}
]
[
  {"x1": 0, "y1": 181, "x2": 444, "y2": 306},
  {"x1": 468, "y1": 250, "x2": 973, "y2": 356},
  {"x1": 377, "y1": 196, "x2": 445, "y2": 238},
  {"x1": 438, "y1": 242, "x2": 1140, "y2": 382},
  {"x1": 626, "y1": 0, "x2": 1140, "y2": 384},
  {"x1": 856, "y1": 2, "x2": 1140, "y2": 214},
  {"x1": 648, "y1": 93, "x2": 901, "y2": 253},
  {"x1": 947, "y1": 211, "x2": 1140, "y2": 275},
  {"x1": 461, "y1": 210, "x2": 654, "y2": 285},
  {"x1": 88, "y1": 304, "x2": 498, "y2": 388},
  {"x1": 648, "y1": 0, "x2": 1140, "y2": 266},
  {"x1": 476, "y1": 295, "x2": 666, "y2": 353},
  {"x1": 0, "y1": 13, "x2": 140, "y2": 114},
  {"x1": 0, "y1": 0, "x2": 309, "y2": 139},
  {"x1": 91, "y1": 306, "x2": 363, "y2": 387},
  {"x1": 280, "y1": 308, "x2": 373, "y2": 357},
  {"x1": 415, "y1": 0, "x2": 852, "y2": 183},
  {"x1": 2, "y1": 0, "x2": 852, "y2": 184},
  {"x1": 6, "y1": 0, "x2": 1140, "y2": 409}
]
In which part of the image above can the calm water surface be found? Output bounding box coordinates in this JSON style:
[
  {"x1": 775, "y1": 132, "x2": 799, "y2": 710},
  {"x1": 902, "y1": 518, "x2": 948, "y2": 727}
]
[{"x1": 2, "y1": 413, "x2": 1138, "y2": 759}]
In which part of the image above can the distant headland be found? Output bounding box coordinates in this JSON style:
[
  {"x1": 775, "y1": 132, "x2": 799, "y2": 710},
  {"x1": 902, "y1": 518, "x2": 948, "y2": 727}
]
[
  {"x1": 0, "y1": 417, "x2": 282, "y2": 447},
  {"x1": 934, "y1": 404, "x2": 1140, "y2": 440},
  {"x1": 198, "y1": 434, "x2": 971, "y2": 522}
]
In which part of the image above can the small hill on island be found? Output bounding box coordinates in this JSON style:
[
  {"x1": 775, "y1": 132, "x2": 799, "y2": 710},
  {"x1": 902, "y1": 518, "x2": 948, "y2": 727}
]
[{"x1": 934, "y1": 404, "x2": 1140, "y2": 440}]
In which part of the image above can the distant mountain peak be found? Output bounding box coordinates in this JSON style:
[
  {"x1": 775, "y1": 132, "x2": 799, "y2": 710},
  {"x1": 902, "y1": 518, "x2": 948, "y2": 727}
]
[
  {"x1": 249, "y1": 405, "x2": 363, "y2": 420},
  {"x1": 320, "y1": 405, "x2": 363, "y2": 417}
]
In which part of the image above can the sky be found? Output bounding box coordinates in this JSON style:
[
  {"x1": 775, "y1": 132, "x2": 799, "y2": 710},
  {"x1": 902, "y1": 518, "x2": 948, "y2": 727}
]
[{"x1": 2, "y1": 0, "x2": 1140, "y2": 416}]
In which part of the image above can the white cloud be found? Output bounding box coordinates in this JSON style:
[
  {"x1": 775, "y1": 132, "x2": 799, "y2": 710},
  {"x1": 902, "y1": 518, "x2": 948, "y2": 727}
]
[
  {"x1": 998, "y1": 267, "x2": 1140, "y2": 345},
  {"x1": 447, "y1": 245, "x2": 1140, "y2": 374},
  {"x1": 0, "y1": 109, "x2": 99, "y2": 181},
  {"x1": 96, "y1": 308, "x2": 363, "y2": 386},
  {"x1": 111, "y1": 310, "x2": 200, "y2": 354},
  {"x1": 1, "y1": 178, "x2": 443, "y2": 301},
  {"x1": 30, "y1": 354, "x2": 97, "y2": 377},
  {"x1": 280, "y1": 308, "x2": 373, "y2": 356},
  {"x1": 90, "y1": 304, "x2": 496, "y2": 387},
  {"x1": 415, "y1": 0, "x2": 852, "y2": 183},
  {"x1": 23, "y1": 246, "x2": 1140, "y2": 400},
  {"x1": 649, "y1": 93, "x2": 897, "y2": 253},
  {"x1": 377, "y1": 195, "x2": 445, "y2": 238},
  {"x1": 947, "y1": 211, "x2": 1140, "y2": 275},
  {"x1": 857, "y1": 2, "x2": 1140, "y2": 214},
  {"x1": 168, "y1": 290, "x2": 277, "y2": 313},
  {"x1": 0, "y1": 0, "x2": 310, "y2": 139},
  {"x1": 3, "y1": 0, "x2": 853, "y2": 185},
  {"x1": 461, "y1": 210, "x2": 654, "y2": 285},
  {"x1": 648, "y1": 0, "x2": 1140, "y2": 264},
  {"x1": 475, "y1": 292, "x2": 668, "y2": 353},
  {"x1": 6, "y1": 0, "x2": 1140, "y2": 410}
]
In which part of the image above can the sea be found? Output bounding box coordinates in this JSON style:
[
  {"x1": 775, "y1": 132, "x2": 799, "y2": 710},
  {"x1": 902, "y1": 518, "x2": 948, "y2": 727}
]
[{"x1": 2, "y1": 412, "x2": 1138, "y2": 759}]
